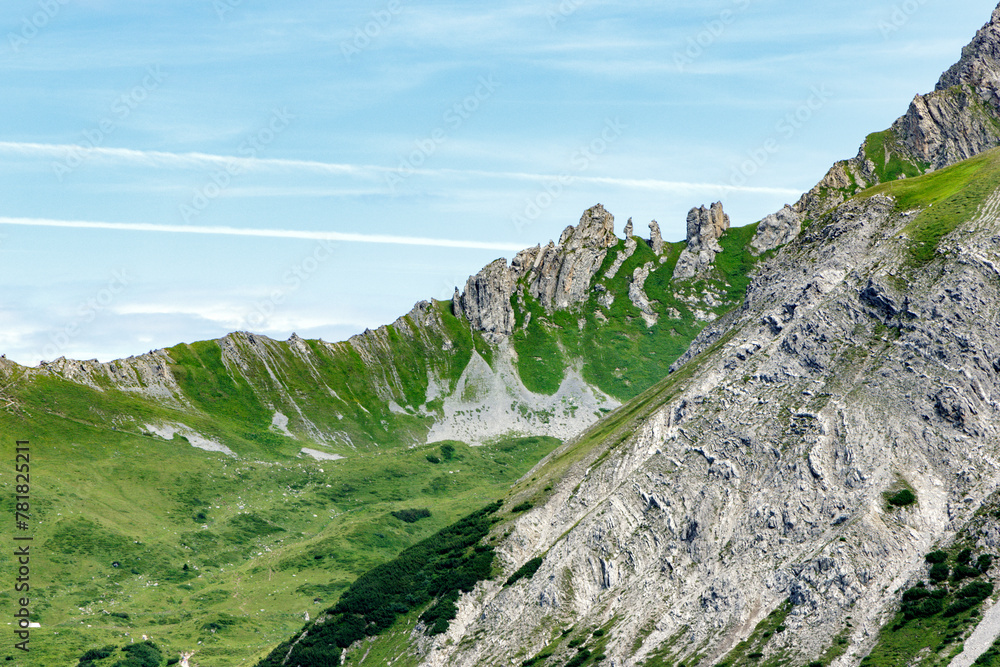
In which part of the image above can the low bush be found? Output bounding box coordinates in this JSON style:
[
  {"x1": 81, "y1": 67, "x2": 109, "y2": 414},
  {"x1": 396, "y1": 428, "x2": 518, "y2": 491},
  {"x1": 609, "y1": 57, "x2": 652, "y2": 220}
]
[
  {"x1": 257, "y1": 501, "x2": 502, "y2": 667},
  {"x1": 888, "y1": 489, "x2": 916, "y2": 507},
  {"x1": 505, "y1": 556, "x2": 544, "y2": 587},
  {"x1": 902, "y1": 596, "x2": 943, "y2": 619},
  {"x1": 930, "y1": 563, "x2": 950, "y2": 582},
  {"x1": 926, "y1": 551, "x2": 948, "y2": 564},
  {"x1": 391, "y1": 508, "x2": 431, "y2": 524},
  {"x1": 953, "y1": 564, "x2": 982, "y2": 582}
]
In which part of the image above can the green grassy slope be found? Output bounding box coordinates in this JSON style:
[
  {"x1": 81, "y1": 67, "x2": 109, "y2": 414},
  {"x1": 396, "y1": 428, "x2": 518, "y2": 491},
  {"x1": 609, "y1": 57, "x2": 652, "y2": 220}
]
[{"x1": 0, "y1": 395, "x2": 559, "y2": 666}]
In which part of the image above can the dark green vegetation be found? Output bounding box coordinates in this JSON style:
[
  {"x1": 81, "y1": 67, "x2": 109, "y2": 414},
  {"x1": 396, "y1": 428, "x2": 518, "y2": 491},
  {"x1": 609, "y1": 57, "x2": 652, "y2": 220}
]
[
  {"x1": 0, "y1": 364, "x2": 560, "y2": 667},
  {"x1": 866, "y1": 147, "x2": 1000, "y2": 266},
  {"x1": 511, "y1": 224, "x2": 766, "y2": 401},
  {"x1": 256, "y1": 502, "x2": 501, "y2": 667},
  {"x1": 887, "y1": 489, "x2": 917, "y2": 508},
  {"x1": 391, "y1": 508, "x2": 431, "y2": 523},
  {"x1": 74, "y1": 641, "x2": 163, "y2": 667},
  {"x1": 860, "y1": 509, "x2": 999, "y2": 667},
  {"x1": 504, "y1": 556, "x2": 545, "y2": 587}
]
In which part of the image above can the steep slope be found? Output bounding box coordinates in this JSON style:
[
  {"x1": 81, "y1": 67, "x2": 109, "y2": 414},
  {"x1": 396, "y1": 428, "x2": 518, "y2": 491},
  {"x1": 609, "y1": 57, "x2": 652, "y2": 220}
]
[{"x1": 401, "y1": 149, "x2": 1000, "y2": 667}]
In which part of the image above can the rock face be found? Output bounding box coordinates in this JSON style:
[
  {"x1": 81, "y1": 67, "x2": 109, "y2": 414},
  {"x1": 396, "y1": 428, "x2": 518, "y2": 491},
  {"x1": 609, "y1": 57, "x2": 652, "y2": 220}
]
[
  {"x1": 648, "y1": 220, "x2": 665, "y2": 256},
  {"x1": 750, "y1": 204, "x2": 801, "y2": 255},
  {"x1": 673, "y1": 202, "x2": 730, "y2": 279},
  {"x1": 419, "y1": 184, "x2": 1000, "y2": 667},
  {"x1": 525, "y1": 204, "x2": 618, "y2": 310},
  {"x1": 453, "y1": 204, "x2": 619, "y2": 332},
  {"x1": 453, "y1": 258, "x2": 516, "y2": 338},
  {"x1": 751, "y1": 5, "x2": 1000, "y2": 252}
]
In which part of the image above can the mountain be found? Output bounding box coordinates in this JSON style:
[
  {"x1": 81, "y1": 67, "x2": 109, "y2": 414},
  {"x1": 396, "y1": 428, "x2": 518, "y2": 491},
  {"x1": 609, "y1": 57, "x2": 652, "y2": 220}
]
[
  {"x1": 250, "y1": 5, "x2": 1000, "y2": 667},
  {"x1": 0, "y1": 171, "x2": 760, "y2": 664}
]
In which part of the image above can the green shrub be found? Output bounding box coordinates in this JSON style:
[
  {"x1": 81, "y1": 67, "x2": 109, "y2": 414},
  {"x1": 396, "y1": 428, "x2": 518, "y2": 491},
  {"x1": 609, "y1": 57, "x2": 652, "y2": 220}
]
[
  {"x1": 390, "y1": 508, "x2": 431, "y2": 524},
  {"x1": 902, "y1": 587, "x2": 929, "y2": 602},
  {"x1": 958, "y1": 581, "x2": 994, "y2": 601},
  {"x1": 505, "y1": 556, "x2": 544, "y2": 587},
  {"x1": 510, "y1": 501, "x2": 533, "y2": 513},
  {"x1": 566, "y1": 649, "x2": 592, "y2": 667},
  {"x1": 887, "y1": 489, "x2": 916, "y2": 507},
  {"x1": 902, "y1": 596, "x2": 943, "y2": 619},
  {"x1": 440, "y1": 443, "x2": 456, "y2": 460},
  {"x1": 978, "y1": 554, "x2": 994, "y2": 572},
  {"x1": 953, "y1": 564, "x2": 981, "y2": 582},
  {"x1": 958, "y1": 548, "x2": 974, "y2": 564},
  {"x1": 79, "y1": 646, "x2": 117, "y2": 662},
  {"x1": 426, "y1": 454, "x2": 441, "y2": 464},
  {"x1": 926, "y1": 551, "x2": 948, "y2": 564},
  {"x1": 930, "y1": 563, "x2": 950, "y2": 582},
  {"x1": 944, "y1": 597, "x2": 977, "y2": 617}
]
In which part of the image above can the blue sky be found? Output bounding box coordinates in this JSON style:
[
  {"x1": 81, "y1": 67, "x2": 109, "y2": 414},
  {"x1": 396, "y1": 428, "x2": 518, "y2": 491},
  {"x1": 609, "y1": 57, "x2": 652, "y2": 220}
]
[{"x1": 0, "y1": 0, "x2": 996, "y2": 365}]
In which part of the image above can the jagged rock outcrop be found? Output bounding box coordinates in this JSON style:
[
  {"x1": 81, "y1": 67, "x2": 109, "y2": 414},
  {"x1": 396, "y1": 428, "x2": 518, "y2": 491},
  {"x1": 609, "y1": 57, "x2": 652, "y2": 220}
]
[
  {"x1": 453, "y1": 258, "x2": 516, "y2": 338},
  {"x1": 524, "y1": 204, "x2": 618, "y2": 310},
  {"x1": 623, "y1": 217, "x2": 634, "y2": 238},
  {"x1": 453, "y1": 205, "x2": 619, "y2": 334},
  {"x1": 627, "y1": 262, "x2": 658, "y2": 326},
  {"x1": 750, "y1": 204, "x2": 802, "y2": 254},
  {"x1": 648, "y1": 220, "x2": 665, "y2": 256},
  {"x1": 673, "y1": 202, "x2": 730, "y2": 279}
]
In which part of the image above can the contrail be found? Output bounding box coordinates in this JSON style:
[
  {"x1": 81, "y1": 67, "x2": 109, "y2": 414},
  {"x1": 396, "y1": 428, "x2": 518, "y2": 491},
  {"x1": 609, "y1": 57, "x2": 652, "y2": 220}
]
[
  {"x1": 0, "y1": 217, "x2": 526, "y2": 252},
  {"x1": 0, "y1": 141, "x2": 804, "y2": 196}
]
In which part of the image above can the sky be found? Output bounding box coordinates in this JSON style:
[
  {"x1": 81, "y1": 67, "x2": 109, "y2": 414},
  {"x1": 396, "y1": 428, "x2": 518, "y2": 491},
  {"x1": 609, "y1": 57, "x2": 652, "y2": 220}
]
[{"x1": 1, "y1": 0, "x2": 997, "y2": 366}]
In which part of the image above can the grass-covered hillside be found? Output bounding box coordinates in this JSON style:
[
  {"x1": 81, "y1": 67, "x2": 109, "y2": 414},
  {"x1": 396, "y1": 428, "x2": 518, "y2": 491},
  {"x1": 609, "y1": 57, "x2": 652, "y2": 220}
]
[{"x1": 0, "y1": 391, "x2": 560, "y2": 666}]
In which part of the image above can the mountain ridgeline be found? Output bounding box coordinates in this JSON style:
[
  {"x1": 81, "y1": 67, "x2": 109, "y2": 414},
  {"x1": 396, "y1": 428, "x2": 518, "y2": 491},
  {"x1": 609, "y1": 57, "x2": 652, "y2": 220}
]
[
  {"x1": 251, "y1": 5, "x2": 1000, "y2": 667},
  {"x1": 8, "y1": 4, "x2": 1000, "y2": 667}
]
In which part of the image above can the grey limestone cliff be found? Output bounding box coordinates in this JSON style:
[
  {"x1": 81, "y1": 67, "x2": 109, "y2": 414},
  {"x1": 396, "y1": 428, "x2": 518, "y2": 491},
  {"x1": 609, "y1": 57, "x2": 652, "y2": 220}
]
[
  {"x1": 673, "y1": 201, "x2": 730, "y2": 279},
  {"x1": 452, "y1": 204, "x2": 619, "y2": 334}
]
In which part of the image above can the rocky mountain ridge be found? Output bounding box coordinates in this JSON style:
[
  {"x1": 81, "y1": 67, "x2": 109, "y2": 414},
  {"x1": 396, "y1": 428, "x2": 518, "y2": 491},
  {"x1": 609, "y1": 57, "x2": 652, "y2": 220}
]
[{"x1": 746, "y1": 5, "x2": 1000, "y2": 256}]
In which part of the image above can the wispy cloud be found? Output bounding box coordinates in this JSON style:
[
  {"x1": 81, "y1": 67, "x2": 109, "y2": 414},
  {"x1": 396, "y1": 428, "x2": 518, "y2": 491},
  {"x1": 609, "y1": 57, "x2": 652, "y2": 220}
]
[
  {"x1": 0, "y1": 141, "x2": 801, "y2": 196},
  {"x1": 0, "y1": 216, "x2": 526, "y2": 251}
]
